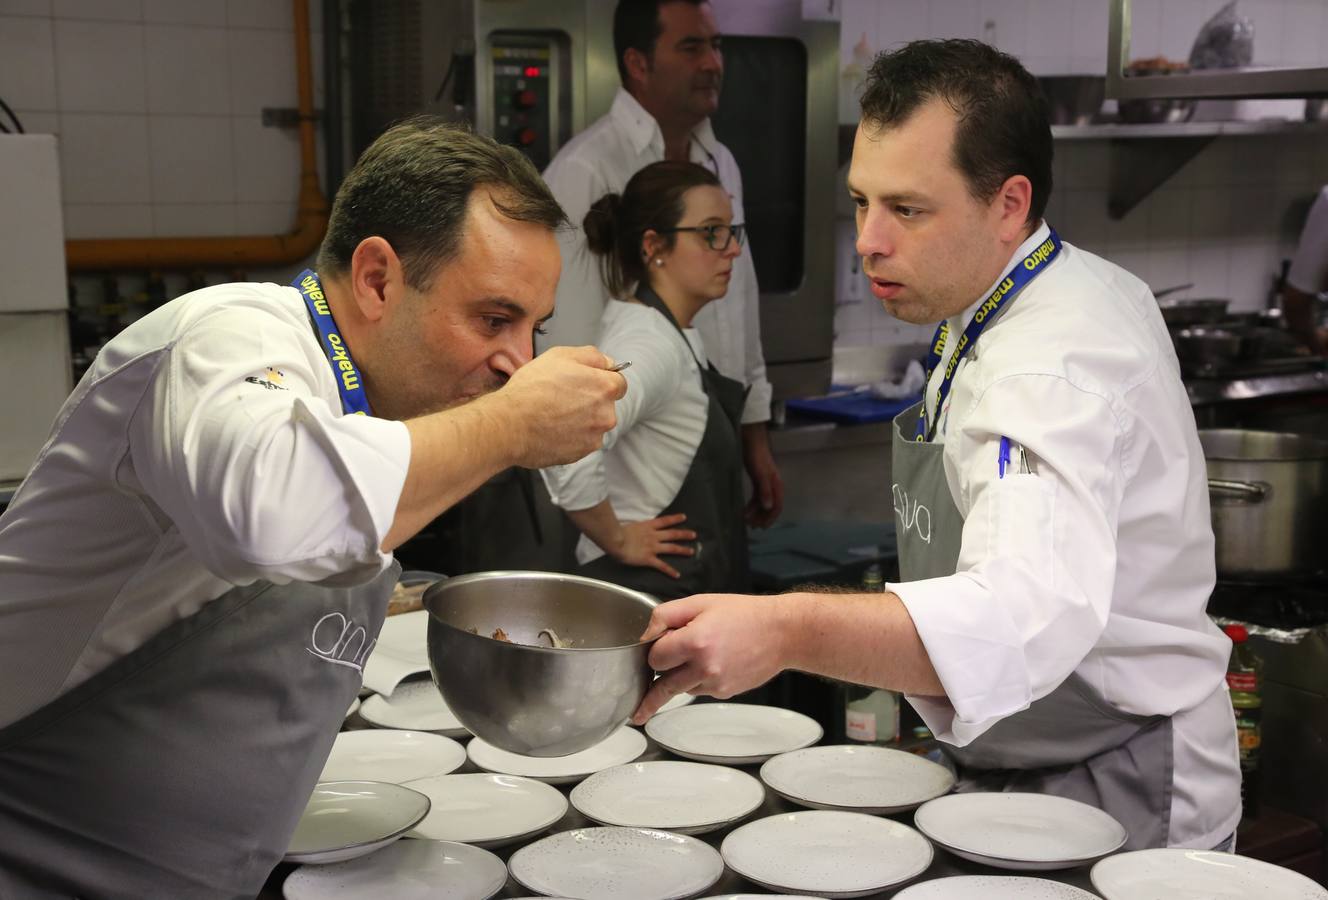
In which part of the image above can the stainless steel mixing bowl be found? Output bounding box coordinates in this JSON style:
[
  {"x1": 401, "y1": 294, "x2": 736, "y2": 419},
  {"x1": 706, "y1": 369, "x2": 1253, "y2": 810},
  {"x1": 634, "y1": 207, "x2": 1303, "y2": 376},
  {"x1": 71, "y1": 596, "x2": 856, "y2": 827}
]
[{"x1": 423, "y1": 571, "x2": 659, "y2": 757}]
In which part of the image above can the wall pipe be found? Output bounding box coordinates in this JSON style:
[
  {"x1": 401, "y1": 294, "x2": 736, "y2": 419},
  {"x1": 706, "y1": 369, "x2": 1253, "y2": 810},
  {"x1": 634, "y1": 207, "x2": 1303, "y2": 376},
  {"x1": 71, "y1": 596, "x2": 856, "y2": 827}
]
[{"x1": 64, "y1": 0, "x2": 327, "y2": 272}]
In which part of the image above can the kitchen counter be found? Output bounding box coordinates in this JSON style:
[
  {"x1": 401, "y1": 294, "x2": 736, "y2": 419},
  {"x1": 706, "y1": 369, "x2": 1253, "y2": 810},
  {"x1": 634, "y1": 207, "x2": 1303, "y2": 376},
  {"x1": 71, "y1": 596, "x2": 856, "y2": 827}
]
[{"x1": 262, "y1": 723, "x2": 1105, "y2": 898}]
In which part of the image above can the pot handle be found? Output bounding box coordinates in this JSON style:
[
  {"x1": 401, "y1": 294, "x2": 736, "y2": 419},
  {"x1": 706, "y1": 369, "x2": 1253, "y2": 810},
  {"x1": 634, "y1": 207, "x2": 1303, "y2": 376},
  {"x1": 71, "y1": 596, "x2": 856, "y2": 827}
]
[{"x1": 1208, "y1": 478, "x2": 1268, "y2": 502}]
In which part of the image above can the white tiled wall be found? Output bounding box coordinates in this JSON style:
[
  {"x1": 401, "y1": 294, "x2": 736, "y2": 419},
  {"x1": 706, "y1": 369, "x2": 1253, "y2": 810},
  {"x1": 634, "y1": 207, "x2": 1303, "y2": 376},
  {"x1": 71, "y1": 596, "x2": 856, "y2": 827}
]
[
  {"x1": 833, "y1": 0, "x2": 1328, "y2": 351},
  {"x1": 0, "y1": 0, "x2": 326, "y2": 297}
]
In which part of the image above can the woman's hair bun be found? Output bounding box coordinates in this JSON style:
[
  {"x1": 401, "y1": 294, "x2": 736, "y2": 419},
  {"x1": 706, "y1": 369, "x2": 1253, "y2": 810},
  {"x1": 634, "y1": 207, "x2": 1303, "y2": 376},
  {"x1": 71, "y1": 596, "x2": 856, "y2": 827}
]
[{"x1": 583, "y1": 192, "x2": 623, "y2": 256}]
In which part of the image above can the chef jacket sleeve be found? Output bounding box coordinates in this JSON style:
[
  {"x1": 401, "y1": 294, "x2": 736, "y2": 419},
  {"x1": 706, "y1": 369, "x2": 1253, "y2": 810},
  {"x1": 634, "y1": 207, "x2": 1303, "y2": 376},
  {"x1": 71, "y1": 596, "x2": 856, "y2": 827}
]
[
  {"x1": 728, "y1": 188, "x2": 772, "y2": 425},
  {"x1": 1286, "y1": 185, "x2": 1328, "y2": 294},
  {"x1": 540, "y1": 315, "x2": 686, "y2": 512},
  {"x1": 127, "y1": 306, "x2": 411, "y2": 587},
  {"x1": 891, "y1": 373, "x2": 1123, "y2": 746},
  {"x1": 541, "y1": 156, "x2": 613, "y2": 350}
]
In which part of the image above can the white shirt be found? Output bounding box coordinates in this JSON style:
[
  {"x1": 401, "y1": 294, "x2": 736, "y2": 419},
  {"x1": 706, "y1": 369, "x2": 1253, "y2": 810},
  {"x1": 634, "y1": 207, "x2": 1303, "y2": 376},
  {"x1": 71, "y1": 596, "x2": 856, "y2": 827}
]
[
  {"x1": 541, "y1": 302, "x2": 709, "y2": 564},
  {"x1": 0, "y1": 282, "x2": 411, "y2": 728},
  {"x1": 1287, "y1": 184, "x2": 1328, "y2": 294},
  {"x1": 542, "y1": 87, "x2": 772, "y2": 425},
  {"x1": 894, "y1": 224, "x2": 1241, "y2": 848}
]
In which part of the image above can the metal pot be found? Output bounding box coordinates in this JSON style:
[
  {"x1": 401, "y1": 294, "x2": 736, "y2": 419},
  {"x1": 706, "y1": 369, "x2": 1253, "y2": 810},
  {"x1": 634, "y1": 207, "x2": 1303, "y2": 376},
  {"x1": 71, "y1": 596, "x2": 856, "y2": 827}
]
[
  {"x1": 1159, "y1": 297, "x2": 1230, "y2": 329},
  {"x1": 424, "y1": 571, "x2": 658, "y2": 757},
  {"x1": 1174, "y1": 326, "x2": 1243, "y2": 373},
  {"x1": 1200, "y1": 429, "x2": 1328, "y2": 577}
]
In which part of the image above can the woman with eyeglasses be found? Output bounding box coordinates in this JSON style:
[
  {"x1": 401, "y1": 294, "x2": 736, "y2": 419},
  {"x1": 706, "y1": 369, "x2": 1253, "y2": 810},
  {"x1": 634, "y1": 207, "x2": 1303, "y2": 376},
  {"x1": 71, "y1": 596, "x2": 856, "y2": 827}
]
[{"x1": 540, "y1": 160, "x2": 749, "y2": 599}]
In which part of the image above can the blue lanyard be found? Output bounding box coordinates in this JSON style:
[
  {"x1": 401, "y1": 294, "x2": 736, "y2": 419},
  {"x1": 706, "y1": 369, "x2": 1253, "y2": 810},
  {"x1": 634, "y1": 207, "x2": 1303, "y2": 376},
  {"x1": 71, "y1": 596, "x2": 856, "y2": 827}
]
[
  {"x1": 916, "y1": 229, "x2": 1062, "y2": 442},
  {"x1": 292, "y1": 269, "x2": 371, "y2": 416}
]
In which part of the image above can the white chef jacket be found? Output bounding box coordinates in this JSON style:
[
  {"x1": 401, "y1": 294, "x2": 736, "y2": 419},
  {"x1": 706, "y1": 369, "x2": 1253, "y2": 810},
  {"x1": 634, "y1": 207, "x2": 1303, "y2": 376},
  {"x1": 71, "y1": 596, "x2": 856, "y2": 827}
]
[
  {"x1": 0, "y1": 282, "x2": 411, "y2": 729},
  {"x1": 542, "y1": 87, "x2": 772, "y2": 425},
  {"x1": 893, "y1": 223, "x2": 1241, "y2": 848},
  {"x1": 1287, "y1": 184, "x2": 1328, "y2": 294},
  {"x1": 541, "y1": 301, "x2": 709, "y2": 564}
]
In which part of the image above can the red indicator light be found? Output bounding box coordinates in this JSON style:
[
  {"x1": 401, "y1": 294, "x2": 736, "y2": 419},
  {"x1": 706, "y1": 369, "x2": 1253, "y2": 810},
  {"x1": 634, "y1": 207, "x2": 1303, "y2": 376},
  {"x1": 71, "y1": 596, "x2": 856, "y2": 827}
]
[{"x1": 524, "y1": 66, "x2": 541, "y2": 77}]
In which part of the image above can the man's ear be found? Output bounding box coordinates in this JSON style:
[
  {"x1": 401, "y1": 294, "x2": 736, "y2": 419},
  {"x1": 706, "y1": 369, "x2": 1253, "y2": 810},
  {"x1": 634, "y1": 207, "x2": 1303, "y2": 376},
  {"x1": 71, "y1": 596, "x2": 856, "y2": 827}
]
[
  {"x1": 348, "y1": 236, "x2": 402, "y2": 323},
  {"x1": 623, "y1": 46, "x2": 652, "y2": 92},
  {"x1": 994, "y1": 174, "x2": 1034, "y2": 243}
]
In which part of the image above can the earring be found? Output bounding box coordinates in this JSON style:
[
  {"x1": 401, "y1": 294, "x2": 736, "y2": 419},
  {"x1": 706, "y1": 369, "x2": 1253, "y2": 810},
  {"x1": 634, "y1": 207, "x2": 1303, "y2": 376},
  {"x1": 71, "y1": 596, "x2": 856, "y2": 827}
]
[{"x1": 654, "y1": 258, "x2": 663, "y2": 267}]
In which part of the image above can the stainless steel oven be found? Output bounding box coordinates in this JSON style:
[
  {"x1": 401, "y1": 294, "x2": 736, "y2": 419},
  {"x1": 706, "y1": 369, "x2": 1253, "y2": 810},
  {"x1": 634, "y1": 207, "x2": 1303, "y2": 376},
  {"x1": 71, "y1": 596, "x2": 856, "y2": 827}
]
[{"x1": 351, "y1": 0, "x2": 838, "y2": 399}]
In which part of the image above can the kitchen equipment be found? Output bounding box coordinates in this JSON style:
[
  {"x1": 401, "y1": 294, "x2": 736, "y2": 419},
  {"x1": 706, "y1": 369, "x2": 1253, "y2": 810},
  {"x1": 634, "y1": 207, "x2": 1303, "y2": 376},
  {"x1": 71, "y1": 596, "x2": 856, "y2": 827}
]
[
  {"x1": 320, "y1": 729, "x2": 466, "y2": 784},
  {"x1": 645, "y1": 703, "x2": 823, "y2": 765},
  {"x1": 1159, "y1": 297, "x2": 1230, "y2": 328},
  {"x1": 912, "y1": 793, "x2": 1127, "y2": 872},
  {"x1": 284, "y1": 781, "x2": 430, "y2": 865},
  {"x1": 758, "y1": 744, "x2": 955, "y2": 815},
  {"x1": 1118, "y1": 96, "x2": 1197, "y2": 123},
  {"x1": 509, "y1": 827, "x2": 725, "y2": 900},
  {"x1": 1200, "y1": 429, "x2": 1328, "y2": 577},
  {"x1": 466, "y1": 725, "x2": 647, "y2": 785},
  {"x1": 1090, "y1": 848, "x2": 1328, "y2": 900},
  {"x1": 570, "y1": 761, "x2": 766, "y2": 835},
  {"x1": 1152, "y1": 282, "x2": 1195, "y2": 300},
  {"x1": 402, "y1": 773, "x2": 567, "y2": 847},
  {"x1": 283, "y1": 839, "x2": 508, "y2": 900},
  {"x1": 423, "y1": 571, "x2": 657, "y2": 756},
  {"x1": 1173, "y1": 326, "x2": 1245, "y2": 372},
  {"x1": 720, "y1": 810, "x2": 934, "y2": 898},
  {"x1": 1037, "y1": 75, "x2": 1107, "y2": 125}
]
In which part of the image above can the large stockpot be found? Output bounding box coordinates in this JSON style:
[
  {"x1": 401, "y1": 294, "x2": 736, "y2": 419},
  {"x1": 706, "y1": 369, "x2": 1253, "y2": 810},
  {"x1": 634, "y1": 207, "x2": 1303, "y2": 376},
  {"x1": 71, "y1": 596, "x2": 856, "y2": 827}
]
[
  {"x1": 423, "y1": 571, "x2": 658, "y2": 757},
  {"x1": 1200, "y1": 429, "x2": 1328, "y2": 577}
]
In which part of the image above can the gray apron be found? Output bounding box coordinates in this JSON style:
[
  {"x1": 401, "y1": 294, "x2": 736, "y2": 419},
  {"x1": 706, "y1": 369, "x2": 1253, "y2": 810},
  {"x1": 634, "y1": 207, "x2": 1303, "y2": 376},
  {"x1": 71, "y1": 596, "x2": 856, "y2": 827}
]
[
  {"x1": 580, "y1": 288, "x2": 749, "y2": 600},
  {"x1": 0, "y1": 562, "x2": 401, "y2": 899},
  {"x1": 892, "y1": 401, "x2": 1174, "y2": 850}
]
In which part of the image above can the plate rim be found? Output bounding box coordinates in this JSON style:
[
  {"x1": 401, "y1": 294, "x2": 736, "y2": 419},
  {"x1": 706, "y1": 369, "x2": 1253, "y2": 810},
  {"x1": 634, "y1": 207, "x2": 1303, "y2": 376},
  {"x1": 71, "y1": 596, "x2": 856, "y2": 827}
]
[
  {"x1": 1089, "y1": 847, "x2": 1328, "y2": 898},
  {"x1": 569, "y1": 760, "x2": 765, "y2": 832},
  {"x1": 357, "y1": 682, "x2": 470, "y2": 737},
  {"x1": 284, "y1": 780, "x2": 431, "y2": 863},
  {"x1": 283, "y1": 838, "x2": 507, "y2": 900},
  {"x1": 508, "y1": 826, "x2": 726, "y2": 900},
  {"x1": 644, "y1": 703, "x2": 823, "y2": 762},
  {"x1": 321, "y1": 729, "x2": 467, "y2": 783},
  {"x1": 719, "y1": 809, "x2": 935, "y2": 895},
  {"x1": 893, "y1": 874, "x2": 1104, "y2": 899},
  {"x1": 913, "y1": 791, "x2": 1128, "y2": 865},
  {"x1": 466, "y1": 725, "x2": 647, "y2": 782},
  {"x1": 758, "y1": 744, "x2": 955, "y2": 813},
  {"x1": 402, "y1": 772, "x2": 569, "y2": 845}
]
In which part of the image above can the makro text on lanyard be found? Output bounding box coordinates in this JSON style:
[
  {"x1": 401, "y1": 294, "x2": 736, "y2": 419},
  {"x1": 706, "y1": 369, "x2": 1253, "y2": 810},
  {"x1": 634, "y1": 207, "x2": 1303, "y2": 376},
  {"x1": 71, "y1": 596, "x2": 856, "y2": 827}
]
[
  {"x1": 292, "y1": 269, "x2": 372, "y2": 416},
  {"x1": 916, "y1": 229, "x2": 1062, "y2": 442}
]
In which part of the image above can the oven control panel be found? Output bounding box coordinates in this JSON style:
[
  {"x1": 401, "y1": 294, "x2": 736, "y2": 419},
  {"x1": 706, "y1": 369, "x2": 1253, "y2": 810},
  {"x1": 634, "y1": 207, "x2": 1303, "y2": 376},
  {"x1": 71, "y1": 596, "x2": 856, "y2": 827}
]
[{"x1": 490, "y1": 41, "x2": 554, "y2": 170}]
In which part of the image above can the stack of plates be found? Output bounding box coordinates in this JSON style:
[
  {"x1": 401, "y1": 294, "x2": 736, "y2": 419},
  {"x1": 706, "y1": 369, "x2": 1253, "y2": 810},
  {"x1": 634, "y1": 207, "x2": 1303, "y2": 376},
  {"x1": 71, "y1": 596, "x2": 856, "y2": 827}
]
[
  {"x1": 721, "y1": 810, "x2": 934, "y2": 898},
  {"x1": 759, "y1": 744, "x2": 954, "y2": 814},
  {"x1": 357, "y1": 679, "x2": 469, "y2": 738},
  {"x1": 1091, "y1": 848, "x2": 1328, "y2": 899},
  {"x1": 913, "y1": 792, "x2": 1127, "y2": 870},
  {"x1": 319, "y1": 729, "x2": 466, "y2": 784},
  {"x1": 645, "y1": 703, "x2": 822, "y2": 764},
  {"x1": 283, "y1": 839, "x2": 507, "y2": 899},
  {"x1": 402, "y1": 772, "x2": 567, "y2": 847},
  {"x1": 284, "y1": 781, "x2": 429, "y2": 865},
  {"x1": 571, "y1": 761, "x2": 765, "y2": 834},
  {"x1": 509, "y1": 827, "x2": 725, "y2": 900},
  {"x1": 467, "y1": 725, "x2": 647, "y2": 785}
]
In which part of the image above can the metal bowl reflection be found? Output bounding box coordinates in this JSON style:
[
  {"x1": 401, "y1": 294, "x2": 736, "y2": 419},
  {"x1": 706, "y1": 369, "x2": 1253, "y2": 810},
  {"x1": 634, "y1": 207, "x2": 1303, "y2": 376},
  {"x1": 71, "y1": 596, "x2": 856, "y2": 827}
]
[{"x1": 424, "y1": 571, "x2": 658, "y2": 757}]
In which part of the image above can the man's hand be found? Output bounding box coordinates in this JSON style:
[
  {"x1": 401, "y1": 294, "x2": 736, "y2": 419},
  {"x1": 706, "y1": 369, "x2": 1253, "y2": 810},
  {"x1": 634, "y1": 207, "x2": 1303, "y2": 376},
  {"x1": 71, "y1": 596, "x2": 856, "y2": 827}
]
[
  {"x1": 498, "y1": 345, "x2": 627, "y2": 468},
  {"x1": 611, "y1": 513, "x2": 696, "y2": 579},
  {"x1": 742, "y1": 422, "x2": 783, "y2": 528},
  {"x1": 631, "y1": 593, "x2": 794, "y2": 724}
]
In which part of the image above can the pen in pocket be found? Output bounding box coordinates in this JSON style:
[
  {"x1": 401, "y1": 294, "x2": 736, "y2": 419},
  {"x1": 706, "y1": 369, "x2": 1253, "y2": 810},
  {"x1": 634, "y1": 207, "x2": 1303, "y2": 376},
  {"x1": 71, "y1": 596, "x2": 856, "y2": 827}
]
[{"x1": 998, "y1": 436, "x2": 1011, "y2": 479}]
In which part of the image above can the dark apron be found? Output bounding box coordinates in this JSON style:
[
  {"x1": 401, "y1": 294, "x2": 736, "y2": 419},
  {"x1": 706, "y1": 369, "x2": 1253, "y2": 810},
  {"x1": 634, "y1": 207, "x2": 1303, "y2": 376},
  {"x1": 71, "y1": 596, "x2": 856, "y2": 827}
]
[
  {"x1": 891, "y1": 401, "x2": 1174, "y2": 850},
  {"x1": 580, "y1": 287, "x2": 749, "y2": 600},
  {"x1": 0, "y1": 562, "x2": 401, "y2": 899}
]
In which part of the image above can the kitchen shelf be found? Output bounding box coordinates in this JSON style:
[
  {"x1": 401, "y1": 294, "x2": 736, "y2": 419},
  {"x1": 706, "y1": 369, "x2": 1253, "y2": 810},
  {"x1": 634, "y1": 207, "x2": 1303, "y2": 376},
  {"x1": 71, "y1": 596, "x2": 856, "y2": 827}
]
[{"x1": 1051, "y1": 118, "x2": 1328, "y2": 140}]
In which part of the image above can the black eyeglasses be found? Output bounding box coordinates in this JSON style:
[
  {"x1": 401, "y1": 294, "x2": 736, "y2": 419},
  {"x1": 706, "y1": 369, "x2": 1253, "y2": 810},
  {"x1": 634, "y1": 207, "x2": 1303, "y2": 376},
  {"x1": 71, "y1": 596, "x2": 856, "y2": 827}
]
[{"x1": 656, "y1": 223, "x2": 746, "y2": 251}]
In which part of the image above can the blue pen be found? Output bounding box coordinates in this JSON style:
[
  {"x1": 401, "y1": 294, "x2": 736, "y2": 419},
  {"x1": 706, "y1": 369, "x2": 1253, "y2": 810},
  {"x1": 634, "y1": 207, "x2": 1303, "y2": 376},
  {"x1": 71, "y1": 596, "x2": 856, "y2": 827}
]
[{"x1": 998, "y1": 436, "x2": 1011, "y2": 479}]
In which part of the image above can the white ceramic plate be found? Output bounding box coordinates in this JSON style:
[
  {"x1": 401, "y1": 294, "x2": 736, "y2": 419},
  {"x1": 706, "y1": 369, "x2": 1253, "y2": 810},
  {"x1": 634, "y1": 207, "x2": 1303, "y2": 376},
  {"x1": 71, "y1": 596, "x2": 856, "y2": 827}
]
[
  {"x1": 914, "y1": 792, "x2": 1127, "y2": 871},
  {"x1": 358, "y1": 680, "x2": 469, "y2": 738},
  {"x1": 895, "y1": 875, "x2": 1103, "y2": 899},
  {"x1": 509, "y1": 826, "x2": 725, "y2": 900},
  {"x1": 284, "y1": 781, "x2": 430, "y2": 865},
  {"x1": 699, "y1": 896, "x2": 822, "y2": 899},
  {"x1": 571, "y1": 761, "x2": 765, "y2": 835},
  {"x1": 467, "y1": 725, "x2": 647, "y2": 785},
  {"x1": 759, "y1": 744, "x2": 955, "y2": 814},
  {"x1": 402, "y1": 772, "x2": 568, "y2": 847},
  {"x1": 645, "y1": 703, "x2": 822, "y2": 764},
  {"x1": 1091, "y1": 849, "x2": 1328, "y2": 899},
  {"x1": 655, "y1": 691, "x2": 697, "y2": 715},
  {"x1": 320, "y1": 730, "x2": 466, "y2": 784},
  {"x1": 721, "y1": 810, "x2": 934, "y2": 898},
  {"x1": 283, "y1": 839, "x2": 507, "y2": 899},
  {"x1": 344, "y1": 697, "x2": 360, "y2": 721}
]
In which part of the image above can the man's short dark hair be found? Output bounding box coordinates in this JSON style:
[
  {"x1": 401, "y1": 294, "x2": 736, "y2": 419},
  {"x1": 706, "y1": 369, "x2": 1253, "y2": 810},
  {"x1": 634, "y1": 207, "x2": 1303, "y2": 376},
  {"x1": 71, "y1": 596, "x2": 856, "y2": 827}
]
[
  {"x1": 859, "y1": 39, "x2": 1053, "y2": 224},
  {"x1": 318, "y1": 117, "x2": 567, "y2": 290},
  {"x1": 613, "y1": 0, "x2": 705, "y2": 85}
]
